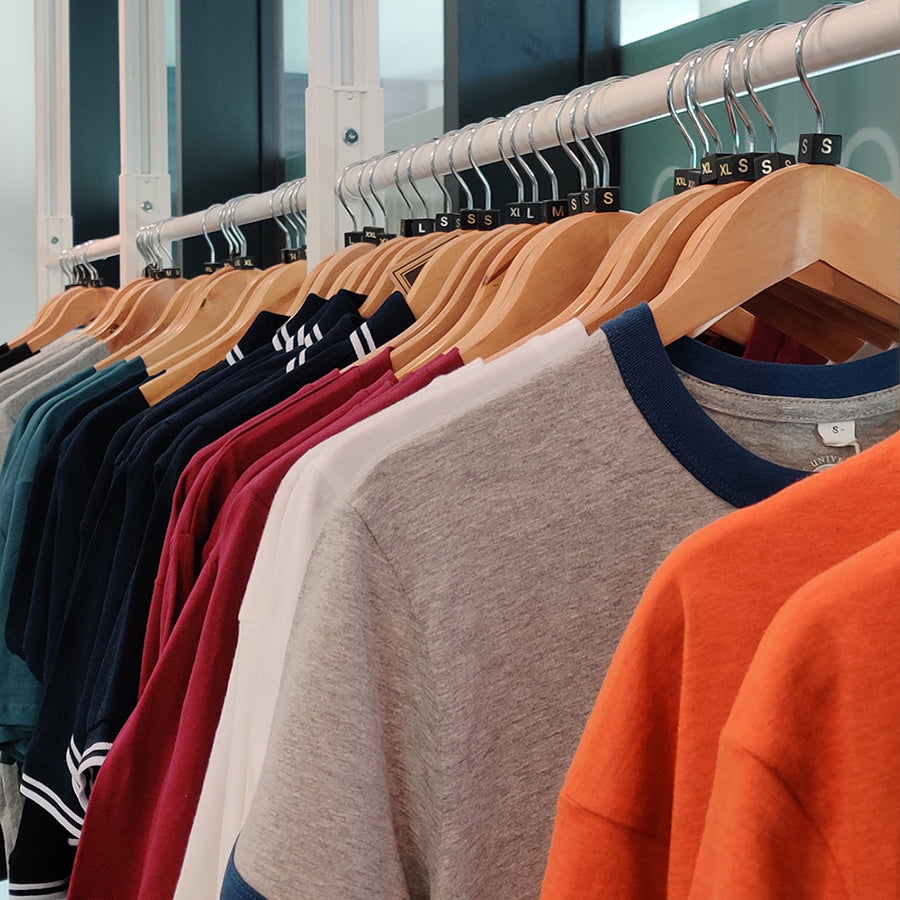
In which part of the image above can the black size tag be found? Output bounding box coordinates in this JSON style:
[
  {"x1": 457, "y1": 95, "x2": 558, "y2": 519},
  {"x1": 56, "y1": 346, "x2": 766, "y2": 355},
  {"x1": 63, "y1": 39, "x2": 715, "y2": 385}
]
[
  {"x1": 700, "y1": 153, "x2": 730, "y2": 184},
  {"x1": 344, "y1": 231, "x2": 365, "y2": 246},
  {"x1": 434, "y1": 212, "x2": 461, "y2": 232},
  {"x1": 203, "y1": 261, "x2": 225, "y2": 273},
  {"x1": 588, "y1": 186, "x2": 621, "y2": 212},
  {"x1": 232, "y1": 256, "x2": 255, "y2": 269},
  {"x1": 753, "y1": 152, "x2": 795, "y2": 180},
  {"x1": 477, "y1": 209, "x2": 501, "y2": 230},
  {"x1": 798, "y1": 133, "x2": 842, "y2": 166},
  {"x1": 142, "y1": 265, "x2": 159, "y2": 279},
  {"x1": 282, "y1": 248, "x2": 307, "y2": 263},
  {"x1": 88, "y1": 277, "x2": 105, "y2": 287},
  {"x1": 401, "y1": 218, "x2": 436, "y2": 237},
  {"x1": 362, "y1": 226, "x2": 384, "y2": 244},
  {"x1": 541, "y1": 199, "x2": 568, "y2": 223},
  {"x1": 160, "y1": 267, "x2": 181, "y2": 279},
  {"x1": 459, "y1": 208, "x2": 480, "y2": 230},
  {"x1": 567, "y1": 192, "x2": 584, "y2": 215},
  {"x1": 504, "y1": 202, "x2": 544, "y2": 225},
  {"x1": 376, "y1": 232, "x2": 397, "y2": 245},
  {"x1": 673, "y1": 168, "x2": 701, "y2": 194},
  {"x1": 716, "y1": 153, "x2": 759, "y2": 184}
]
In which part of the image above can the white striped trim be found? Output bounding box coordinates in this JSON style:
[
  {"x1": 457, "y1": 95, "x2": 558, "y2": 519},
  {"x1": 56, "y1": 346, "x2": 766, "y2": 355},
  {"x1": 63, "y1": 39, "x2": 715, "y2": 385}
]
[
  {"x1": 9, "y1": 879, "x2": 68, "y2": 891},
  {"x1": 297, "y1": 347, "x2": 307, "y2": 367},
  {"x1": 285, "y1": 330, "x2": 296, "y2": 352},
  {"x1": 311, "y1": 322, "x2": 323, "y2": 343},
  {"x1": 79, "y1": 741, "x2": 114, "y2": 760},
  {"x1": 20, "y1": 775, "x2": 83, "y2": 838},
  {"x1": 285, "y1": 357, "x2": 296, "y2": 373},
  {"x1": 67, "y1": 740, "x2": 88, "y2": 812},
  {"x1": 271, "y1": 332, "x2": 283, "y2": 351},
  {"x1": 359, "y1": 321, "x2": 377, "y2": 353},
  {"x1": 349, "y1": 331, "x2": 366, "y2": 359},
  {"x1": 10, "y1": 888, "x2": 69, "y2": 899}
]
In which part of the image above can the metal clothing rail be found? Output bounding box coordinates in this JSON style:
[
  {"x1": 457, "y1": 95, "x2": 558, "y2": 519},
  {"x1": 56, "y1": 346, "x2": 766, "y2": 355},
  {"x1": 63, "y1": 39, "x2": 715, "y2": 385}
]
[
  {"x1": 344, "y1": 0, "x2": 898, "y2": 200},
  {"x1": 71, "y1": 0, "x2": 898, "y2": 266}
]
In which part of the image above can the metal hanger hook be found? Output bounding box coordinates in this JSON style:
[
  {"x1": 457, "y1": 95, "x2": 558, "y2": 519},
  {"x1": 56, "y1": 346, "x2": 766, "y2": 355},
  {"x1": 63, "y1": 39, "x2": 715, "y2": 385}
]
[
  {"x1": 270, "y1": 182, "x2": 294, "y2": 247},
  {"x1": 668, "y1": 51, "x2": 700, "y2": 167},
  {"x1": 404, "y1": 144, "x2": 431, "y2": 217},
  {"x1": 527, "y1": 95, "x2": 564, "y2": 200},
  {"x1": 724, "y1": 31, "x2": 761, "y2": 153},
  {"x1": 509, "y1": 105, "x2": 540, "y2": 202},
  {"x1": 201, "y1": 203, "x2": 223, "y2": 263},
  {"x1": 286, "y1": 180, "x2": 307, "y2": 247},
  {"x1": 335, "y1": 163, "x2": 359, "y2": 231},
  {"x1": 392, "y1": 148, "x2": 415, "y2": 217},
  {"x1": 689, "y1": 41, "x2": 732, "y2": 154},
  {"x1": 584, "y1": 76, "x2": 627, "y2": 187},
  {"x1": 153, "y1": 220, "x2": 173, "y2": 268},
  {"x1": 466, "y1": 118, "x2": 498, "y2": 209},
  {"x1": 555, "y1": 89, "x2": 587, "y2": 191},
  {"x1": 447, "y1": 127, "x2": 474, "y2": 209},
  {"x1": 430, "y1": 136, "x2": 454, "y2": 213},
  {"x1": 498, "y1": 114, "x2": 525, "y2": 203},
  {"x1": 366, "y1": 157, "x2": 388, "y2": 227},
  {"x1": 743, "y1": 22, "x2": 790, "y2": 154},
  {"x1": 796, "y1": 3, "x2": 849, "y2": 134},
  {"x1": 354, "y1": 159, "x2": 377, "y2": 227}
]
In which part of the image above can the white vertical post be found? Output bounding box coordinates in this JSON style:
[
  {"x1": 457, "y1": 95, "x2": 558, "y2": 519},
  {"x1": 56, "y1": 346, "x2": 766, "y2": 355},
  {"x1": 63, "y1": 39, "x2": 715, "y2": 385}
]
[
  {"x1": 305, "y1": 0, "x2": 384, "y2": 264},
  {"x1": 118, "y1": 0, "x2": 171, "y2": 281},
  {"x1": 34, "y1": 0, "x2": 73, "y2": 303}
]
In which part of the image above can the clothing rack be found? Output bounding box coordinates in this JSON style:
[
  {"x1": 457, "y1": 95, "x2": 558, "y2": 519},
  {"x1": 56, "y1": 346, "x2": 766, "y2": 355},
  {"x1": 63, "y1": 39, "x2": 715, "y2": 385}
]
[{"x1": 68, "y1": 0, "x2": 898, "y2": 270}]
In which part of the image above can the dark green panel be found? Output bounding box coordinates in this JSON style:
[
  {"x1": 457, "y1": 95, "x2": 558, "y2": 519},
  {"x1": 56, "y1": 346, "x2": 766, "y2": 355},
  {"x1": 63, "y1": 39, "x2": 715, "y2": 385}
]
[
  {"x1": 619, "y1": 0, "x2": 900, "y2": 211},
  {"x1": 445, "y1": 0, "x2": 619, "y2": 211},
  {"x1": 70, "y1": 0, "x2": 119, "y2": 285},
  {"x1": 178, "y1": 0, "x2": 283, "y2": 275}
]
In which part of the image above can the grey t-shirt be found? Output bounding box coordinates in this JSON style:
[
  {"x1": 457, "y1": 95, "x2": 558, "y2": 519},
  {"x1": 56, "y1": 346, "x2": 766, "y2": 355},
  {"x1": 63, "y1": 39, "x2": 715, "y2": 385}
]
[{"x1": 233, "y1": 305, "x2": 898, "y2": 900}]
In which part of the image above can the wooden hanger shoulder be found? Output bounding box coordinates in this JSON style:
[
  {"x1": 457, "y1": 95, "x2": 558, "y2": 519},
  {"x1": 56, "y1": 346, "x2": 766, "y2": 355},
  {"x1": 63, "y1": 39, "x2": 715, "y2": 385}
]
[
  {"x1": 25, "y1": 285, "x2": 113, "y2": 350},
  {"x1": 397, "y1": 224, "x2": 547, "y2": 374},
  {"x1": 649, "y1": 164, "x2": 900, "y2": 346},
  {"x1": 455, "y1": 210, "x2": 635, "y2": 362},
  {"x1": 304, "y1": 241, "x2": 376, "y2": 298}
]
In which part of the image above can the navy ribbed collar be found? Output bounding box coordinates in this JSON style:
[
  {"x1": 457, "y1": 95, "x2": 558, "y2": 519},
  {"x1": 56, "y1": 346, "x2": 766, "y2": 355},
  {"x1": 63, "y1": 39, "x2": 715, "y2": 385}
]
[{"x1": 602, "y1": 303, "x2": 898, "y2": 507}]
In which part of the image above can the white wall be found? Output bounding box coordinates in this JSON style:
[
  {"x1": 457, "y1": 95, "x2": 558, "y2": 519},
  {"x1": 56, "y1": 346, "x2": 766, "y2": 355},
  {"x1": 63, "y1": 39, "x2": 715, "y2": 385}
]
[{"x1": 0, "y1": 2, "x2": 38, "y2": 339}]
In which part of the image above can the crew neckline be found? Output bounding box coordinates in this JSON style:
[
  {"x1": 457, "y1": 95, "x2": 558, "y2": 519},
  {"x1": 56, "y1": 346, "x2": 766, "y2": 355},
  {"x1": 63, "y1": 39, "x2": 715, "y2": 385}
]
[{"x1": 602, "y1": 303, "x2": 898, "y2": 508}]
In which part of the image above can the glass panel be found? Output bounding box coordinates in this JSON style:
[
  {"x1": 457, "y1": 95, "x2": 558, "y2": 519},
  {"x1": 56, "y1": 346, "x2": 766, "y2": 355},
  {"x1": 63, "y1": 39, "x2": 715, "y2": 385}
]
[
  {"x1": 619, "y1": 0, "x2": 900, "y2": 210},
  {"x1": 621, "y1": 0, "x2": 751, "y2": 45},
  {"x1": 281, "y1": 0, "x2": 309, "y2": 179},
  {"x1": 379, "y1": 0, "x2": 444, "y2": 229}
]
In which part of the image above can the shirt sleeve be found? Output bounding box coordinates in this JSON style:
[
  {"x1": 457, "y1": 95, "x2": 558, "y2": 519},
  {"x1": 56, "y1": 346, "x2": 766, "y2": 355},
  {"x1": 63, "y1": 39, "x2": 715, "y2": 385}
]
[{"x1": 232, "y1": 499, "x2": 431, "y2": 900}]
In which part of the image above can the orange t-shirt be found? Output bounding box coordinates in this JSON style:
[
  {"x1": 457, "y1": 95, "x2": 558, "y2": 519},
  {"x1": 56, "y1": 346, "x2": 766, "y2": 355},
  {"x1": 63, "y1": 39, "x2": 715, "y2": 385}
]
[
  {"x1": 540, "y1": 430, "x2": 900, "y2": 900},
  {"x1": 690, "y1": 529, "x2": 900, "y2": 899}
]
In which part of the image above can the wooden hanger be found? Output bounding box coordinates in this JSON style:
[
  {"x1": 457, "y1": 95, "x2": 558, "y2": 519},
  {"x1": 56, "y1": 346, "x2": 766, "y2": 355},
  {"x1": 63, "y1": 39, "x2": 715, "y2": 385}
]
[
  {"x1": 397, "y1": 223, "x2": 550, "y2": 373},
  {"x1": 394, "y1": 224, "x2": 543, "y2": 373},
  {"x1": 453, "y1": 207, "x2": 634, "y2": 363},
  {"x1": 23, "y1": 285, "x2": 113, "y2": 351},
  {"x1": 302, "y1": 241, "x2": 376, "y2": 298},
  {"x1": 648, "y1": 164, "x2": 900, "y2": 346},
  {"x1": 138, "y1": 266, "x2": 262, "y2": 372},
  {"x1": 98, "y1": 276, "x2": 186, "y2": 354}
]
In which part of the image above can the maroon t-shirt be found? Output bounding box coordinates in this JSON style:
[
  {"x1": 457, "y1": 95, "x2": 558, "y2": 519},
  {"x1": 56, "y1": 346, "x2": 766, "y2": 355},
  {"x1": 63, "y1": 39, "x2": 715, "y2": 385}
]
[{"x1": 68, "y1": 350, "x2": 464, "y2": 900}]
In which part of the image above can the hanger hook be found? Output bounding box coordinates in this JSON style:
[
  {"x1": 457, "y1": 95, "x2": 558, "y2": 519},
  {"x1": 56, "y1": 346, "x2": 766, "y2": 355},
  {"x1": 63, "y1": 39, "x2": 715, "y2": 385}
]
[
  {"x1": 82, "y1": 241, "x2": 99, "y2": 281},
  {"x1": 154, "y1": 220, "x2": 173, "y2": 268},
  {"x1": 724, "y1": 31, "x2": 761, "y2": 153},
  {"x1": 282, "y1": 181, "x2": 302, "y2": 249},
  {"x1": 430, "y1": 136, "x2": 454, "y2": 213},
  {"x1": 667, "y1": 51, "x2": 700, "y2": 167},
  {"x1": 366, "y1": 157, "x2": 388, "y2": 227},
  {"x1": 527, "y1": 95, "x2": 564, "y2": 200},
  {"x1": 682, "y1": 51, "x2": 711, "y2": 156},
  {"x1": 353, "y1": 159, "x2": 376, "y2": 226},
  {"x1": 392, "y1": 148, "x2": 415, "y2": 217},
  {"x1": 404, "y1": 144, "x2": 431, "y2": 217},
  {"x1": 218, "y1": 202, "x2": 236, "y2": 258},
  {"x1": 584, "y1": 76, "x2": 626, "y2": 187},
  {"x1": 466, "y1": 118, "x2": 497, "y2": 209},
  {"x1": 743, "y1": 23, "x2": 789, "y2": 154},
  {"x1": 571, "y1": 87, "x2": 600, "y2": 189},
  {"x1": 555, "y1": 89, "x2": 587, "y2": 192},
  {"x1": 335, "y1": 164, "x2": 359, "y2": 231},
  {"x1": 201, "y1": 203, "x2": 222, "y2": 263},
  {"x1": 59, "y1": 247, "x2": 71, "y2": 284},
  {"x1": 447, "y1": 127, "x2": 474, "y2": 209},
  {"x1": 270, "y1": 183, "x2": 293, "y2": 247},
  {"x1": 509, "y1": 105, "x2": 540, "y2": 202},
  {"x1": 689, "y1": 41, "x2": 732, "y2": 154},
  {"x1": 498, "y1": 115, "x2": 525, "y2": 203},
  {"x1": 795, "y1": 3, "x2": 848, "y2": 134},
  {"x1": 288, "y1": 180, "x2": 307, "y2": 246},
  {"x1": 229, "y1": 194, "x2": 254, "y2": 258}
]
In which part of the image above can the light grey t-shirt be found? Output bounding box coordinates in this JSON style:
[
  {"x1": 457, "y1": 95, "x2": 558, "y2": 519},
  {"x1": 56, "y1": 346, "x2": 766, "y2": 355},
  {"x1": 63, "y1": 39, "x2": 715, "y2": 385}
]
[
  {"x1": 0, "y1": 332, "x2": 98, "y2": 406},
  {"x1": 233, "y1": 305, "x2": 898, "y2": 900}
]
